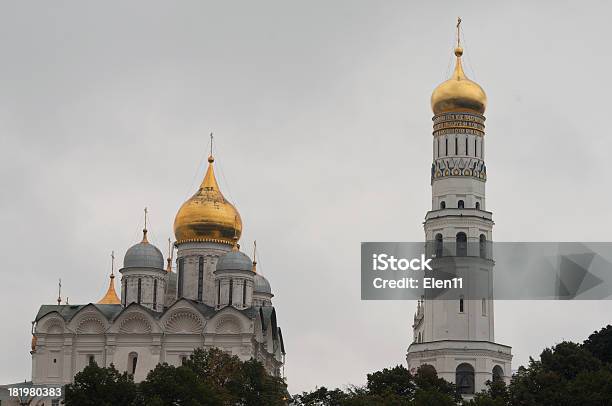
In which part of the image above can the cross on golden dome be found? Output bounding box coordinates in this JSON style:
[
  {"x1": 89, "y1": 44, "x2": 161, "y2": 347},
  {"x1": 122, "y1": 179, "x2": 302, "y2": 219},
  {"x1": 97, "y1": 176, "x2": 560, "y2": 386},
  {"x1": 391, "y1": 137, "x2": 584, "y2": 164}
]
[
  {"x1": 173, "y1": 134, "x2": 242, "y2": 245},
  {"x1": 430, "y1": 17, "x2": 487, "y2": 116}
]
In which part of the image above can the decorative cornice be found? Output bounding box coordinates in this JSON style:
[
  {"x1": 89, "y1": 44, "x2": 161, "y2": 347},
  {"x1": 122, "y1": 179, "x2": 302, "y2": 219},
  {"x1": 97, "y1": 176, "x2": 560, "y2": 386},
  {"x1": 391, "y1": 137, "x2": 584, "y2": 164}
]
[
  {"x1": 433, "y1": 112, "x2": 485, "y2": 137},
  {"x1": 176, "y1": 237, "x2": 234, "y2": 246},
  {"x1": 431, "y1": 157, "x2": 486, "y2": 182}
]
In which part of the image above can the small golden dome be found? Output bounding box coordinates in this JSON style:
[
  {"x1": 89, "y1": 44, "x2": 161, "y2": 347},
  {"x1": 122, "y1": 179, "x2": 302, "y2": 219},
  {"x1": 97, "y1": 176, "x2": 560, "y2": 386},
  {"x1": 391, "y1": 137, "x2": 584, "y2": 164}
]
[
  {"x1": 98, "y1": 273, "x2": 120, "y2": 305},
  {"x1": 431, "y1": 46, "x2": 487, "y2": 115},
  {"x1": 174, "y1": 155, "x2": 242, "y2": 245}
]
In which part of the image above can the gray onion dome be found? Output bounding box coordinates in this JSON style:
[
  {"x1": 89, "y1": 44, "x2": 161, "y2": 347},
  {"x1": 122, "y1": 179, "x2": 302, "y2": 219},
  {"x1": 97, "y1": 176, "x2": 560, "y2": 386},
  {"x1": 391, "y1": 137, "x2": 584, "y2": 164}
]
[{"x1": 123, "y1": 230, "x2": 164, "y2": 269}]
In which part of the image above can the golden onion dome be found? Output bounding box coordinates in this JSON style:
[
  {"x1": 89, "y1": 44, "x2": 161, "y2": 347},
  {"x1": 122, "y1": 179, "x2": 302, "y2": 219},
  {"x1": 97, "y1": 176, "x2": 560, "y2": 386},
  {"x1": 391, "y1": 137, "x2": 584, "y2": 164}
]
[
  {"x1": 431, "y1": 46, "x2": 487, "y2": 115},
  {"x1": 98, "y1": 273, "x2": 120, "y2": 304},
  {"x1": 174, "y1": 155, "x2": 242, "y2": 245}
]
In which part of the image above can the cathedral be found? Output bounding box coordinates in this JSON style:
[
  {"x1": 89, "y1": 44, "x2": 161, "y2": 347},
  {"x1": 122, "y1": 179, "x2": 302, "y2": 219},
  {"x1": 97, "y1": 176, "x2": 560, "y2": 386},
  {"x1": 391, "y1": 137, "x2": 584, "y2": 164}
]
[
  {"x1": 406, "y1": 20, "x2": 513, "y2": 397},
  {"x1": 29, "y1": 151, "x2": 286, "y2": 385}
]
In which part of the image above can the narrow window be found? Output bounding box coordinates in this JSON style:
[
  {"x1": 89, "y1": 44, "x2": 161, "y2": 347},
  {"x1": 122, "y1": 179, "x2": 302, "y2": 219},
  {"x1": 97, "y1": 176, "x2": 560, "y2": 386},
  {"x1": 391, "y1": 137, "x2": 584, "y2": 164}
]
[
  {"x1": 445, "y1": 138, "x2": 448, "y2": 156},
  {"x1": 459, "y1": 297, "x2": 464, "y2": 313},
  {"x1": 177, "y1": 258, "x2": 184, "y2": 298},
  {"x1": 440, "y1": 201, "x2": 446, "y2": 209},
  {"x1": 475, "y1": 138, "x2": 477, "y2": 157},
  {"x1": 88, "y1": 355, "x2": 95, "y2": 365},
  {"x1": 122, "y1": 279, "x2": 127, "y2": 305},
  {"x1": 197, "y1": 256, "x2": 204, "y2": 302},
  {"x1": 128, "y1": 352, "x2": 138, "y2": 375},
  {"x1": 475, "y1": 202, "x2": 480, "y2": 210},
  {"x1": 465, "y1": 136, "x2": 468, "y2": 155},
  {"x1": 458, "y1": 200, "x2": 464, "y2": 209},
  {"x1": 242, "y1": 280, "x2": 247, "y2": 306},
  {"x1": 456, "y1": 232, "x2": 467, "y2": 256},
  {"x1": 137, "y1": 278, "x2": 142, "y2": 304},
  {"x1": 217, "y1": 280, "x2": 221, "y2": 305},
  {"x1": 482, "y1": 298, "x2": 487, "y2": 315},
  {"x1": 455, "y1": 137, "x2": 458, "y2": 155},
  {"x1": 479, "y1": 234, "x2": 487, "y2": 259},
  {"x1": 153, "y1": 279, "x2": 158, "y2": 310},
  {"x1": 437, "y1": 139, "x2": 440, "y2": 157},
  {"x1": 229, "y1": 279, "x2": 233, "y2": 305},
  {"x1": 435, "y1": 233, "x2": 443, "y2": 258}
]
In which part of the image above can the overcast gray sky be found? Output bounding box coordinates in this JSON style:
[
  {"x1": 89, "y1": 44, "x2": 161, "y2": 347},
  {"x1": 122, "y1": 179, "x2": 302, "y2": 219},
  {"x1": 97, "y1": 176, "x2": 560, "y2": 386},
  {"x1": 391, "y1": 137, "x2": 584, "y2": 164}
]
[{"x1": 1, "y1": 0, "x2": 612, "y2": 395}]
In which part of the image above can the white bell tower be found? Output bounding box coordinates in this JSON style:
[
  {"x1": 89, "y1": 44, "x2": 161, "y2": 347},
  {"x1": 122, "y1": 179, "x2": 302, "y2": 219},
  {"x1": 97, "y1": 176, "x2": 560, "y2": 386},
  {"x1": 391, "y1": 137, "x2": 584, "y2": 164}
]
[{"x1": 406, "y1": 19, "x2": 512, "y2": 397}]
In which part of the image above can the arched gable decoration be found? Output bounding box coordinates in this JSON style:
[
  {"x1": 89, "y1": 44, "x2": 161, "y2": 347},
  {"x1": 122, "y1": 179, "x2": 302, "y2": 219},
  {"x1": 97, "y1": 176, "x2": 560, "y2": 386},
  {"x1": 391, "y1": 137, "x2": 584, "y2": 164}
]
[
  {"x1": 164, "y1": 311, "x2": 204, "y2": 334},
  {"x1": 119, "y1": 313, "x2": 153, "y2": 334},
  {"x1": 214, "y1": 316, "x2": 241, "y2": 334},
  {"x1": 109, "y1": 302, "x2": 159, "y2": 334},
  {"x1": 38, "y1": 315, "x2": 65, "y2": 334},
  {"x1": 76, "y1": 317, "x2": 106, "y2": 334},
  {"x1": 68, "y1": 305, "x2": 110, "y2": 334},
  {"x1": 160, "y1": 298, "x2": 207, "y2": 334},
  {"x1": 208, "y1": 306, "x2": 250, "y2": 334}
]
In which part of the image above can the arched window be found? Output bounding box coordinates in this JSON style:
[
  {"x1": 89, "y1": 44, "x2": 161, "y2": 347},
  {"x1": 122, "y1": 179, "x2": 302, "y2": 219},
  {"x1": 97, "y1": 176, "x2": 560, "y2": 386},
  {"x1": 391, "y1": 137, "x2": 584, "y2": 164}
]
[
  {"x1": 418, "y1": 332, "x2": 421, "y2": 343},
  {"x1": 435, "y1": 234, "x2": 443, "y2": 258},
  {"x1": 492, "y1": 365, "x2": 504, "y2": 381},
  {"x1": 474, "y1": 138, "x2": 477, "y2": 157},
  {"x1": 242, "y1": 280, "x2": 247, "y2": 307},
  {"x1": 128, "y1": 352, "x2": 138, "y2": 375},
  {"x1": 197, "y1": 256, "x2": 204, "y2": 302},
  {"x1": 153, "y1": 279, "x2": 158, "y2": 310},
  {"x1": 459, "y1": 296, "x2": 464, "y2": 313},
  {"x1": 229, "y1": 279, "x2": 233, "y2": 305},
  {"x1": 465, "y1": 136, "x2": 468, "y2": 155},
  {"x1": 455, "y1": 137, "x2": 458, "y2": 155},
  {"x1": 440, "y1": 201, "x2": 446, "y2": 209},
  {"x1": 178, "y1": 258, "x2": 185, "y2": 298},
  {"x1": 456, "y1": 232, "x2": 467, "y2": 257},
  {"x1": 137, "y1": 278, "x2": 142, "y2": 304},
  {"x1": 479, "y1": 234, "x2": 487, "y2": 259},
  {"x1": 458, "y1": 200, "x2": 464, "y2": 209},
  {"x1": 475, "y1": 202, "x2": 480, "y2": 210},
  {"x1": 456, "y1": 363, "x2": 475, "y2": 394},
  {"x1": 445, "y1": 138, "x2": 448, "y2": 156}
]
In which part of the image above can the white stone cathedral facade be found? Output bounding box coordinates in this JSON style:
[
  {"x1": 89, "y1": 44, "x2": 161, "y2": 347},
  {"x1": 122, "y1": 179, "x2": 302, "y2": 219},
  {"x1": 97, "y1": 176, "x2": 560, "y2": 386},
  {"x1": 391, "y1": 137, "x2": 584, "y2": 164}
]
[
  {"x1": 30, "y1": 153, "x2": 285, "y2": 386},
  {"x1": 405, "y1": 36, "x2": 512, "y2": 396}
]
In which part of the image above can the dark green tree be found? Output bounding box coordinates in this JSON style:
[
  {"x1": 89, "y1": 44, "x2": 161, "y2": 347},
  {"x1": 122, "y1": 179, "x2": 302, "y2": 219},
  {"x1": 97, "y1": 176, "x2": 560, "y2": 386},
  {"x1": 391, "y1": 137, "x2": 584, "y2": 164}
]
[
  {"x1": 366, "y1": 365, "x2": 415, "y2": 399},
  {"x1": 64, "y1": 361, "x2": 138, "y2": 406},
  {"x1": 583, "y1": 324, "x2": 612, "y2": 365},
  {"x1": 139, "y1": 362, "x2": 221, "y2": 406},
  {"x1": 412, "y1": 364, "x2": 460, "y2": 405},
  {"x1": 464, "y1": 379, "x2": 509, "y2": 406},
  {"x1": 233, "y1": 358, "x2": 289, "y2": 405},
  {"x1": 291, "y1": 386, "x2": 349, "y2": 405}
]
